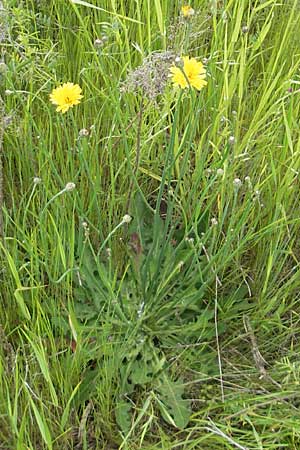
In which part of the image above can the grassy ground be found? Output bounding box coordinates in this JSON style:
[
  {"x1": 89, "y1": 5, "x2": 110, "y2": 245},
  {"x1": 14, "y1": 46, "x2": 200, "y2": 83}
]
[{"x1": 1, "y1": 0, "x2": 300, "y2": 448}]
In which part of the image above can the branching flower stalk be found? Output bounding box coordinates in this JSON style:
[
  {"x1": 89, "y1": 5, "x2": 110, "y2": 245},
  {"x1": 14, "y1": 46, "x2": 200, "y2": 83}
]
[
  {"x1": 122, "y1": 51, "x2": 175, "y2": 214},
  {"x1": 0, "y1": 0, "x2": 7, "y2": 239},
  {"x1": 0, "y1": 98, "x2": 4, "y2": 238},
  {"x1": 125, "y1": 100, "x2": 144, "y2": 213}
]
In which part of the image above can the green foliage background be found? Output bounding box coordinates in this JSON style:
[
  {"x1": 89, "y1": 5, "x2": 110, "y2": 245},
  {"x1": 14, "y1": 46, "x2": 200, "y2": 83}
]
[{"x1": 1, "y1": 0, "x2": 300, "y2": 449}]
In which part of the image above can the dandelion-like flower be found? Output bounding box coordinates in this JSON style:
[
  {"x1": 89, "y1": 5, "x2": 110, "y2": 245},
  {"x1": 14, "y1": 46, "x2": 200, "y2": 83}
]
[
  {"x1": 181, "y1": 5, "x2": 195, "y2": 18},
  {"x1": 49, "y1": 82, "x2": 83, "y2": 114},
  {"x1": 169, "y1": 56, "x2": 207, "y2": 91}
]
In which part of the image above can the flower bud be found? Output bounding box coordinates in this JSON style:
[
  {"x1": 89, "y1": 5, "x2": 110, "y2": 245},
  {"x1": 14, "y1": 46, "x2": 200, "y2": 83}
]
[
  {"x1": 233, "y1": 178, "x2": 242, "y2": 189},
  {"x1": 94, "y1": 38, "x2": 104, "y2": 47},
  {"x1": 122, "y1": 214, "x2": 132, "y2": 224},
  {"x1": 33, "y1": 177, "x2": 42, "y2": 185},
  {"x1": 0, "y1": 62, "x2": 7, "y2": 74},
  {"x1": 65, "y1": 182, "x2": 76, "y2": 191},
  {"x1": 79, "y1": 128, "x2": 89, "y2": 137}
]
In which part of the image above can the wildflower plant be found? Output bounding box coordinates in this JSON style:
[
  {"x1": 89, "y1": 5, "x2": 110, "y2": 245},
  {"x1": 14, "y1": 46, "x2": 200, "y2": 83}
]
[
  {"x1": 169, "y1": 56, "x2": 207, "y2": 91},
  {"x1": 181, "y1": 5, "x2": 195, "y2": 18},
  {"x1": 3, "y1": 1, "x2": 300, "y2": 449},
  {"x1": 49, "y1": 82, "x2": 83, "y2": 113}
]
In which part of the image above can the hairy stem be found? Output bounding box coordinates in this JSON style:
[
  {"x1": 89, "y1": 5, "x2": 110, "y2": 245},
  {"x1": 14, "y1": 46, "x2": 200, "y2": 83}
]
[
  {"x1": 0, "y1": 99, "x2": 4, "y2": 239},
  {"x1": 125, "y1": 100, "x2": 144, "y2": 213}
]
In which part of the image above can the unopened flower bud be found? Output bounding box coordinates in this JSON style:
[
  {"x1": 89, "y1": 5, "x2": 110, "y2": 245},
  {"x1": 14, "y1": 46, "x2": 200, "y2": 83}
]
[
  {"x1": 94, "y1": 38, "x2": 104, "y2": 47},
  {"x1": 233, "y1": 178, "x2": 242, "y2": 189},
  {"x1": 122, "y1": 214, "x2": 132, "y2": 224},
  {"x1": 0, "y1": 62, "x2": 7, "y2": 74},
  {"x1": 79, "y1": 128, "x2": 89, "y2": 137},
  {"x1": 174, "y1": 56, "x2": 183, "y2": 68},
  {"x1": 65, "y1": 182, "x2": 76, "y2": 191},
  {"x1": 33, "y1": 177, "x2": 42, "y2": 184},
  {"x1": 178, "y1": 260, "x2": 184, "y2": 270}
]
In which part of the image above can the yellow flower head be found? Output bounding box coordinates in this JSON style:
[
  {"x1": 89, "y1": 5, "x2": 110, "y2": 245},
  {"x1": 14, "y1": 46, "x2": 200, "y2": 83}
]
[
  {"x1": 181, "y1": 5, "x2": 195, "y2": 18},
  {"x1": 49, "y1": 82, "x2": 83, "y2": 114},
  {"x1": 169, "y1": 56, "x2": 207, "y2": 91}
]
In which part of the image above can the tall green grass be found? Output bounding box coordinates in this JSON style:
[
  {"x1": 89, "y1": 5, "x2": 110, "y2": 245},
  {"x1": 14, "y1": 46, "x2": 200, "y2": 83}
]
[{"x1": 1, "y1": 0, "x2": 300, "y2": 448}]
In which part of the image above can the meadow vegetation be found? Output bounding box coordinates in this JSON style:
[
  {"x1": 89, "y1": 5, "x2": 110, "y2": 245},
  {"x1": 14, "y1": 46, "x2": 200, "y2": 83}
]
[{"x1": 1, "y1": 0, "x2": 300, "y2": 448}]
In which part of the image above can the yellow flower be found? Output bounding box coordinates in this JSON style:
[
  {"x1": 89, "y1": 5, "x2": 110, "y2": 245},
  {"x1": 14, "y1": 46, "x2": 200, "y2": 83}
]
[
  {"x1": 181, "y1": 5, "x2": 195, "y2": 18},
  {"x1": 49, "y1": 82, "x2": 83, "y2": 113},
  {"x1": 169, "y1": 56, "x2": 207, "y2": 91}
]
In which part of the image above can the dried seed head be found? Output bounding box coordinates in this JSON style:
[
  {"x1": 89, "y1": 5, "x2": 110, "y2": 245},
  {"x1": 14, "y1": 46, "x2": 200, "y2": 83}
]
[
  {"x1": 3, "y1": 115, "x2": 12, "y2": 128},
  {"x1": 211, "y1": 218, "x2": 218, "y2": 226},
  {"x1": 121, "y1": 51, "x2": 175, "y2": 100},
  {"x1": 0, "y1": 2, "x2": 8, "y2": 43}
]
